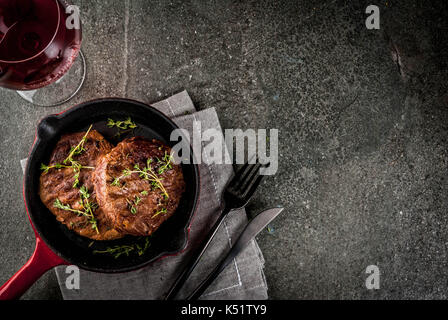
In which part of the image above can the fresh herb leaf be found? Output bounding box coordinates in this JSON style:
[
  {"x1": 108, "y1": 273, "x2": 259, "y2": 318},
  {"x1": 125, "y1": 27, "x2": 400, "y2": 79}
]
[
  {"x1": 111, "y1": 177, "x2": 121, "y2": 187},
  {"x1": 127, "y1": 195, "x2": 143, "y2": 214},
  {"x1": 41, "y1": 125, "x2": 95, "y2": 191},
  {"x1": 157, "y1": 151, "x2": 173, "y2": 174},
  {"x1": 107, "y1": 117, "x2": 137, "y2": 131},
  {"x1": 152, "y1": 207, "x2": 167, "y2": 218},
  {"x1": 93, "y1": 237, "x2": 151, "y2": 259},
  {"x1": 112, "y1": 158, "x2": 169, "y2": 199},
  {"x1": 72, "y1": 171, "x2": 80, "y2": 188},
  {"x1": 40, "y1": 163, "x2": 93, "y2": 175},
  {"x1": 53, "y1": 185, "x2": 99, "y2": 234},
  {"x1": 93, "y1": 245, "x2": 135, "y2": 259},
  {"x1": 136, "y1": 238, "x2": 151, "y2": 256},
  {"x1": 64, "y1": 125, "x2": 93, "y2": 165}
]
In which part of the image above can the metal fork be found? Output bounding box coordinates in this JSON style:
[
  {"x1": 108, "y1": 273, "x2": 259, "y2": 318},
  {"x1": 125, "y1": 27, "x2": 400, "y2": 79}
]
[{"x1": 164, "y1": 158, "x2": 267, "y2": 300}]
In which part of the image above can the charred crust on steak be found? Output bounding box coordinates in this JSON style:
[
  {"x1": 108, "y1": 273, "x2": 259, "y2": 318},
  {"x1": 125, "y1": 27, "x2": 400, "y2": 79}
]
[
  {"x1": 39, "y1": 130, "x2": 125, "y2": 241},
  {"x1": 93, "y1": 136, "x2": 186, "y2": 236}
]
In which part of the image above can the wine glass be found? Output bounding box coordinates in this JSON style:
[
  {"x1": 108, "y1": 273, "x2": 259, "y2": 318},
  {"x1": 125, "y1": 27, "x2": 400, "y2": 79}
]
[{"x1": 0, "y1": 0, "x2": 85, "y2": 106}]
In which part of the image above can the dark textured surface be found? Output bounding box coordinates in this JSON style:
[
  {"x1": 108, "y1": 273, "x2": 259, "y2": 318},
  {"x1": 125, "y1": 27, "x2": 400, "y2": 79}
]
[{"x1": 1, "y1": 0, "x2": 448, "y2": 299}]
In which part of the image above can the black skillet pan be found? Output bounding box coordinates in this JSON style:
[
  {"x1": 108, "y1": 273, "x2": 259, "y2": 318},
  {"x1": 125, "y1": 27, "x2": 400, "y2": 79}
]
[{"x1": 0, "y1": 98, "x2": 200, "y2": 299}]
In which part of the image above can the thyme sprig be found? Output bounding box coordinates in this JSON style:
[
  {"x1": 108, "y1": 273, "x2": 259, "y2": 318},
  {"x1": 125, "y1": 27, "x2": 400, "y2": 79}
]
[
  {"x1": 93, "y1": 244, "x2": 134, "y2": 259},
  {"x1": 152, "y1": 207, "x2": 167, "y2": 219},
  {"x1": 41, "y1": 125, "x2": 95, "y2": 188},
  {"x1": 63, "y1": 125, "x2": 94, "y2": 188},
  {"x1": 156, "y1": 151, "x2": 173, "y2": 174},
  {"x1": 53, "y1": 185, "x2": 99, "y2": 234},
  {"x1": 40, "y1": 163, "x2": 94, "y2": 174},
  {"x1": 64, "y1": 124, "x2": 93, "y2": 164},
  {"x1": 79, "y1": 185, "x2": 99, "y2": 232},
  {"x1": 112, "y1": 158, "x2": 169, "y2": 199},
  {"x1": 54, "y1": 198, "x2": 85, "y2": 216},
  {"x1": 107, "y1": 117, "x2": 137, "y2": 130},
  {"x1": 93, "y1": 237, "x2": 151, "y2": 259},
  {"x1": 107, "y1": 117, "x2": 137, "y2": 138},
  {"x1": 135, "y1": 237, "x2": 151, "y2": 255},
  {"x1": 126, "y1": 195, "x2": 142, "y2": 214},
  {"x1": 134, "y1": 161, "x2": 169, "y2": 199}
]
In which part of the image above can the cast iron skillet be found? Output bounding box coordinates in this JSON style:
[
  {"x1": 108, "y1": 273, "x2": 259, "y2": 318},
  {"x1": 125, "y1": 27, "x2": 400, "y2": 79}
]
[{"x1": 0, "y1": 98, "x2": 200, "y2": 300}]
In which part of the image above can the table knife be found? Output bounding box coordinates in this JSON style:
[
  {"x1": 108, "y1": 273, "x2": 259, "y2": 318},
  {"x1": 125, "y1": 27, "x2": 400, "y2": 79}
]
[{"x1": 186, "y1": 206, "x2": 284, "y2": 300}]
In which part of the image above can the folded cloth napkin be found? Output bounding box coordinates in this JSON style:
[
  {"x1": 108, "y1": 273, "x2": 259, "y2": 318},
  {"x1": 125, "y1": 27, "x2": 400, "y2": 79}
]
[{"x1": 21, "y1": 90, "x2": 268, "y2": 300}]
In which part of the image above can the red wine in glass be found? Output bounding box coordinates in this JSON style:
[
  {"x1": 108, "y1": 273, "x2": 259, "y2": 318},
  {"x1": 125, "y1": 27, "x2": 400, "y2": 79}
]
[{"x1": 0, "y1": 0, "x2": 82, "y2": 91}]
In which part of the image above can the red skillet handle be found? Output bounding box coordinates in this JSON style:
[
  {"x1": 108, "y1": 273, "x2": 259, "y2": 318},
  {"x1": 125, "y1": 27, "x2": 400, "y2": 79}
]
[{"x1": 0, "y1": 237, "x2": 67, "y2": 300}]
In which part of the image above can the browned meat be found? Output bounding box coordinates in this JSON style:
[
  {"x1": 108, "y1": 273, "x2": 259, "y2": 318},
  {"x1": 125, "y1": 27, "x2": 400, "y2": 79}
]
[
  {"x1": 93, "y1": 136, "x2": 185, "y2": 236},
  {"x1": 39, "y1": 130, "x2": 124, "y2": 240}
]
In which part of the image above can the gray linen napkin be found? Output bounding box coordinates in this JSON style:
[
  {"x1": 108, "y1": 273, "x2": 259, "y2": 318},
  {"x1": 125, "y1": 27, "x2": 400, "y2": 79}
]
[{"x1": 21, "y1": 90, "x2": 268, "y2": 300}]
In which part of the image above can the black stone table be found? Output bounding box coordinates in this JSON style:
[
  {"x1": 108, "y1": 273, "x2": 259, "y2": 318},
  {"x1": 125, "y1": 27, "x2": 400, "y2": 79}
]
[{"x1": 1, "y1": 0, "x2": 447, "y2": 299}]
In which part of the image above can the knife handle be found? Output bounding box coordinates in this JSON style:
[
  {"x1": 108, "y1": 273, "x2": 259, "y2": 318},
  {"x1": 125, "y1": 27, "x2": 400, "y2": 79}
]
[
  {"x1": 164, "y1": 206, "x2": 231, "y2": 300},
  {"x1": 186, "y1": 240, "x2": 239, "y2": 300}
]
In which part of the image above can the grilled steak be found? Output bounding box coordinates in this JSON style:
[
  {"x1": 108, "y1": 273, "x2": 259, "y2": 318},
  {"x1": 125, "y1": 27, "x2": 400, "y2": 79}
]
[
  {"x1": 39, "y1": 130, "x2": 124, "y2": 240},
  {"x1": 93, "y1": 136, "x2": 185, "y2": 236}
]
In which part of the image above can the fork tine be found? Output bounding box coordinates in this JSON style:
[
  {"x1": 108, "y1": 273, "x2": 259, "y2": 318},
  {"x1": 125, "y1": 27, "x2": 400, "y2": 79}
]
[
  {"x1": 228, "y1": 162, "x2": 250, "y2": 189},
  {"x1": 229, "y1": 155, "x2": 258, "y2": 189},
  {"x1": 238, "y1": 162, "x2": 262, "y2": 191},
  {"x1": 233, "y1": 163, "x2": 259, "y2": 190},
  {"x1": 242, "y1": 162, "x2": 269, "y2": 197},
  {"x1": 242, "y1": 174, "x2": 264, "y2": 199}
]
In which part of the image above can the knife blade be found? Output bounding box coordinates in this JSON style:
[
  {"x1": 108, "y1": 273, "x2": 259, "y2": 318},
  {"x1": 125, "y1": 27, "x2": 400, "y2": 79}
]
[{"x1": 186, "y1": 207, "x2": 284, "y2": 300}]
